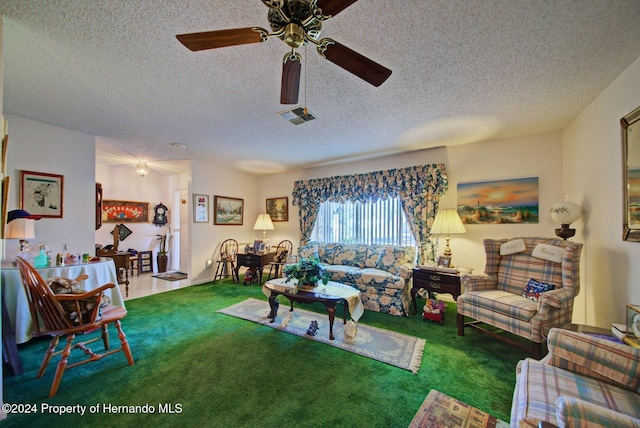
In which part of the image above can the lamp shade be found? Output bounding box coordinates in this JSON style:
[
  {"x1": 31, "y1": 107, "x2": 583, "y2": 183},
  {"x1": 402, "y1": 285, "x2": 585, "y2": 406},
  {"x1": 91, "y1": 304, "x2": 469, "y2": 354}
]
[
  {"x1": 5, "y1": 218, "x2": 36, "y2": 240},
  {"x1": 549, "y1": 201, "x2": 581, "y2": 225},
  {"x1": 430, "y1": 209, "x2": 467, "y2": 235},
  {"x1": 253, "y1": 214, "x2": 274, "y2": 231}
]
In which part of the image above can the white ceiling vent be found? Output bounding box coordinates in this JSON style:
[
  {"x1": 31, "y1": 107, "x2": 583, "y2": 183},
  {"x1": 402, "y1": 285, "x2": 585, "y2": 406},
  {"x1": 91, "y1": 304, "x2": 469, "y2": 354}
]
[{"x1": 277, "y1": 107, "x2": 316, "y2": 125}]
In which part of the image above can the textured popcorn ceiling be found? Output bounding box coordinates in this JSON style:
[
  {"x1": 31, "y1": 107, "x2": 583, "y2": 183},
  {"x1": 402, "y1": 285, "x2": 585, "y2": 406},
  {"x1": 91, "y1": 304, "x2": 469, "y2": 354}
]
[{"x1": 1, "y1": 1, "x2": 640, "y2": 175}]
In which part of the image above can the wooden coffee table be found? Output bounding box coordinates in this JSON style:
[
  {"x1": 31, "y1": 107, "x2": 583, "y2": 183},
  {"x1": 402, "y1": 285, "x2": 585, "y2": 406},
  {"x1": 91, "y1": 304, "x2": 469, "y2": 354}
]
[{"x1": 262, "y1": 278, "x2": 364, "y2": 340}]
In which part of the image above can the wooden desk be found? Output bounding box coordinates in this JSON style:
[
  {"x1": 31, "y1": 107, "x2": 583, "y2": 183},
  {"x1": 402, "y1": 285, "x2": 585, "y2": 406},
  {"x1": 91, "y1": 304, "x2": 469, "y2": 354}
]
[{"x1": 235, "y1": 252, "x2": 276, "y2": 285}]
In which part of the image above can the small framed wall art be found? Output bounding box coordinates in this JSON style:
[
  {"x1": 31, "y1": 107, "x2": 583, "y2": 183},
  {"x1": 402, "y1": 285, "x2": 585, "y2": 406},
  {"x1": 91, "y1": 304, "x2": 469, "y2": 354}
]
[
  {"x1": 266, "y1": 197, "x2": 288, "y2": 222},
  {"x1": 21, "y1": 170, "x2": 64, "y2": 218},
  {"x1": 214, "y1": 195, "x2": 244, "y2": 225},
  {"x1": 102, "y1": 200, "x2": 149, "y2": 223},
  {"x1": 193, "y1": 194, "x2": 209, "y2": 223}
]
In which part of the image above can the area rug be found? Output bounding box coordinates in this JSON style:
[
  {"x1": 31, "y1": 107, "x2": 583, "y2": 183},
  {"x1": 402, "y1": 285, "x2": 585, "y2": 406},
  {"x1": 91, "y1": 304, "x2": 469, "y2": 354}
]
[
  {"x1": 409, "y1": 389, "x2": 509, "y2": 428},
  {"x1": 152, "y1": 271, "x2": 188, "y2": 281},
  {"x1": 218, "y1": 298, "x2": 425, "y2": 373}
]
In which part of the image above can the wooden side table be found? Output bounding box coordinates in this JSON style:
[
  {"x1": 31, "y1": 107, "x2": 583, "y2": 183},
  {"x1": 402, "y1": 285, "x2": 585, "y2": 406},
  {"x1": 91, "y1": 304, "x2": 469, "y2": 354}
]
[
  {"x1": 411, "y1": 267, "x2": 464, "y2": 315},
  {"x1": 236, "y1": 252, "x2": 276, "y2": 285}
]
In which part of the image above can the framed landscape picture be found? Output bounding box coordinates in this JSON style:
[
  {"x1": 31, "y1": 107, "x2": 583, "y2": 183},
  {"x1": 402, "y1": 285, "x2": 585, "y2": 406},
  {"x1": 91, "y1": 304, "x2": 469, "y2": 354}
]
[
  {"x1": 266, "y1": 197, "x2": 288, "y2": 222},
  {"x1": 457, "y1": 177, "x2": 539, "y2": 224},
  {"x1": 102, "y1": 200, "x2": 149, "y2": 223},
  {"x1": 214, "y1": 195, "x2": 244, "y2": 225},
  {"x1": 193, "y1": 194, "x2": 209, "y2": 223},
  {"x1": 21, "y1": 170, "x2": 64, "y2": 218}
]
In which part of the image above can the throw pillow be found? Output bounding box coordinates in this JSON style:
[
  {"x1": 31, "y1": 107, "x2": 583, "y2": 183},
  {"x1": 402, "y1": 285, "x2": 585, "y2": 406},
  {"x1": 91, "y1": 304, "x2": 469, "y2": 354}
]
[
  {"x1": 522, "y1": 278, "x2": 556, "y2": 302},
  {"x1": 532, "y1": 243, "x2": 564, "y2": 263},
  {"x1": 500, "y1": 238, "x2": 526, "y2": 255}
]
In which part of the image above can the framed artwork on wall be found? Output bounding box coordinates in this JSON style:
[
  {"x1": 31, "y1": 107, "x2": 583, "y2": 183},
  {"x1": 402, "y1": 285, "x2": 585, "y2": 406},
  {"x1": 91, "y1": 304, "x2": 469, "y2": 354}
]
[
  {"x1": 457, "y1": 177, "x2": 539, "y2": 224},
  {"x1": 102, "y1": 200, "x2": 149, "y2": 223},
  {"x1": 266, "y1": 197, "x2": 288, "y2": 222},
  {"x1": 193, "y1": 194, "x2": 209, "y2": 223},
  {"x1": 20, "y1": 170, "x2": 64, "y2": 218},
  {"x1": 214, "y1": 195, "x2": 244, "y2": 225}
]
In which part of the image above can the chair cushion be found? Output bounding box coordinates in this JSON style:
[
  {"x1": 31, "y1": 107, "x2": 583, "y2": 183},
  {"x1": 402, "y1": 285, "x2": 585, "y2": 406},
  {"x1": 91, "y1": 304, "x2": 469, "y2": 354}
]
[
  {"x1": 532, "y1": 243, "x2": 564, "y2": 263},
  {"x1": 522, "y1": 278, "x2": 556, "y2": 302},
  {"x1": 500, "y1": 238, "x2": 526, "y2": 255},
  {"x1": 459, "y1": 290, "x2": 538, "y2": 321}
]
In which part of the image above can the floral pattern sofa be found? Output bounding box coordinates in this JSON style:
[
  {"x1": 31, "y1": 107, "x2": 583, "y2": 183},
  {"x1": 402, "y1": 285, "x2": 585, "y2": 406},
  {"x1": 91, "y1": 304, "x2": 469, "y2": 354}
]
[
  {"x1": 297, "y1": 242, "x2": 416, "y2": 316},
  {"x1": 511, "y1": 328, "x2": 640, "y2": 427}
]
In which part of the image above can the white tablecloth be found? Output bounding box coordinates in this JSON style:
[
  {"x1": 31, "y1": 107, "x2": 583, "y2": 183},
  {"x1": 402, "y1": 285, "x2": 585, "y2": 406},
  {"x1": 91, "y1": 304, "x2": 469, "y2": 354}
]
[
  {"x1": 1, "y1": 258, "x2": 126, "y2": 344},
  {"x1": 263, "y1": 277, "x2": 364, "y2": 322}
]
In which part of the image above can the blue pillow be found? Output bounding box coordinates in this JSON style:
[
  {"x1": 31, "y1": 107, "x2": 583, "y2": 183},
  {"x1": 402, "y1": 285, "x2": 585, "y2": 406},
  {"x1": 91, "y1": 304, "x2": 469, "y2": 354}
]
[{"x1": 522, "y1": 278, "x2": 555, "y2": 302}]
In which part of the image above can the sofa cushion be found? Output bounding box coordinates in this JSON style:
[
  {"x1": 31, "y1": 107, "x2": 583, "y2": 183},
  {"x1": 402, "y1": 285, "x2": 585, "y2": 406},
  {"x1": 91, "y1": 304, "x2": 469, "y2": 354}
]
[
  {"x1": 323, "y1": 264, "x2": 361, "y2": 284},
  {"x1": 500, "y1": 238, "x2": 526, "y2": 255},
  {"x1": 318, "y1": 243, "x2": 342, "y2": 264},
  {"x1": 532, "y1": 243, "x2": 564, "y2": 263},
  {"x1": 331, "y1": 244, "x2": 367, "y2": 268},
  {"x1": 459, "y1": 290, "x2": 537, "y2": 321},
  {"x1": 522, "y1": 278, "x2": 556, "y2": 302},
  {"x1": 364, "y1": 246, "x2": 383, "y2": 268},
  {"x1": 376, "y1": 246, "x2": 413, "y2": 273},
  {"x1": 354, "y1": 268, "x2": 407, "y2": 290},
  {"x1": 298, "y1": 243, "x2": 319, "y2": 260}
]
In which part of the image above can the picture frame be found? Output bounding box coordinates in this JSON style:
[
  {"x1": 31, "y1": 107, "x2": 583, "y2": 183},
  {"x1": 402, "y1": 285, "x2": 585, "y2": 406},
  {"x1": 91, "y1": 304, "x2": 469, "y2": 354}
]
[
  {"x1": 102, "y1": 200, "x2": 149, "y2": 223},
  {"x1": 266, "y1": 197, "x2": 289, "y2": 222},
  {"x1": 437, "y1": 256, "x2": 452, "y2": 268},
  {"x1": 214, "y1": 195, "x2": 244, "y2": 225},
  {"x1": 110, "y1": 223, "x2": 133, "y2": 241},
  {"x1": 193, "y1": 194, "x2": 209, "y2": 223},
  {"x1": 253, "y1": 240, "x2": 263, "y2": 253},
  {"x1": 21, "y1": 170, "x2": 64, "y2": 218}
]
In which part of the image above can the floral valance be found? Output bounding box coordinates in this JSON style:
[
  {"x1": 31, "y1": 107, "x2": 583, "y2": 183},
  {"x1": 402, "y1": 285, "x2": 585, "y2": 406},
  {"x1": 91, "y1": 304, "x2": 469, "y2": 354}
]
[
  {"x1": 291, "y1": 164, "x2": 448, "y2": 263},
  {"x1": 291, "y1": 164, "x2": 448, "y2": 206}
]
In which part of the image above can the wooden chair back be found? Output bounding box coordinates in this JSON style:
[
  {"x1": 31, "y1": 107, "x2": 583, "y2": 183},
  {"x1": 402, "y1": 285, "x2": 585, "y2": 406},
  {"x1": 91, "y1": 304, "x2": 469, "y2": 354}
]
[
  {"x1": 275, "y1": 240, "x2": 293, "y2": 261},
  {"x1": 220, "y1": 239, "x2": 239, "y2": 259},
  {"x1": 16, "y1": 257, "x2": 74, "y2": 334}
]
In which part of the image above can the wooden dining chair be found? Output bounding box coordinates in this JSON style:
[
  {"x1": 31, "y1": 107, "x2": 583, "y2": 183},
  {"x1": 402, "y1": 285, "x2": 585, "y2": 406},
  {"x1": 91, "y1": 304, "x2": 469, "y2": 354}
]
[
  {"x1": 267, "y1": 240, "x2": 293, "y2": 279},
  {"x1": 15, "y1": 257, "x2": 134, "y2": 397},
  {"x1": 213, "y1": 239, "x2": 239, "y2": 283}
]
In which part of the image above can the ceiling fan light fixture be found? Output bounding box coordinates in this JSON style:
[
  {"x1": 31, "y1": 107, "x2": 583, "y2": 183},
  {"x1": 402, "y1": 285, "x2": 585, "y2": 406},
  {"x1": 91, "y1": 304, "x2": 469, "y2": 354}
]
[{"x1": 284, "y1": 23, "x2": 305, "y2": 48}]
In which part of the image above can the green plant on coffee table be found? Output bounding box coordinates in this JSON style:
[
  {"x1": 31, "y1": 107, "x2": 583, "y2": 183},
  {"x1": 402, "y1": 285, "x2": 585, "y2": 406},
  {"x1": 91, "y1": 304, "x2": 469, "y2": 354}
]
[{"x1": 284, "y1": 257, "x2": 330, "y2": 287}]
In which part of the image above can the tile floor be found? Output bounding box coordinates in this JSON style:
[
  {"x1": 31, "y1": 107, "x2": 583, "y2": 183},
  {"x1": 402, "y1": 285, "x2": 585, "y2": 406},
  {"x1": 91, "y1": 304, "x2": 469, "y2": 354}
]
[{"x1": 120, "y1": 271, "x2": 193, "y2": 301}]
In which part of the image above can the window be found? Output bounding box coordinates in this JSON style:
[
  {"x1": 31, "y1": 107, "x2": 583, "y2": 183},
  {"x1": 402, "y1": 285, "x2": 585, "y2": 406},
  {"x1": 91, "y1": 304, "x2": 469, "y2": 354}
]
[{"x1": 311, "y1": 197, "x2": 416, "y2": 246}]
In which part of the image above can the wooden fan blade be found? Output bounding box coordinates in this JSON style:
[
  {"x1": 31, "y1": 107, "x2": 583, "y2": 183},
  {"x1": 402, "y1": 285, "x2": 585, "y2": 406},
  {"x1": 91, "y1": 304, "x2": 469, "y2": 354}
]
[
  {"x1": 318, "y1": 40, "x2": 392, "y2": 87},
  {"x1": 176, "y1": 27, "x2": 268, "y2": 51},
  {"x1": 315, "y1": 0, "x2": 359, "y2": 18},
  {"x1": 281, "y1": 55, "x2": 301, "y2": 104}
]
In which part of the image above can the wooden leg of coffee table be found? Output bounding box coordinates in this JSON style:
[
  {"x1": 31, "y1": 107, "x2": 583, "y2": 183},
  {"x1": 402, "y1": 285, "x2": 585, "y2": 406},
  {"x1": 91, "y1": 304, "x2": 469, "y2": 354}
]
[{"x1": 326, "y1": 305, "x2": 335, "y2": 340}]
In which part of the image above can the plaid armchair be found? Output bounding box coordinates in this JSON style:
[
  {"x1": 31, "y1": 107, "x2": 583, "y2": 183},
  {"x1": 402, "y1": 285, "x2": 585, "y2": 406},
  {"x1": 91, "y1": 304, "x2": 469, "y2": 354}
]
[{"x1": 456, "y1": 237, "x2": 583, "y2": 359}]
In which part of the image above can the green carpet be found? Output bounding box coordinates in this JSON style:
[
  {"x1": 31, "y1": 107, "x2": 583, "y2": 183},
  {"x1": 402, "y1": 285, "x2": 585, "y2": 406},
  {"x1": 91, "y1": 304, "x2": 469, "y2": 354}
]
[{"x1": 2, "y1": 278, "x2": 529, "y2": 427}]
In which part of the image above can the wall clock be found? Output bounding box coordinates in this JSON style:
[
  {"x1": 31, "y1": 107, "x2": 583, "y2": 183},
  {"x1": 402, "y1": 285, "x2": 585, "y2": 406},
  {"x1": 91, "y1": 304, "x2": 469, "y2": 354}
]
[{"x1": 153, "y1": 202, "x2": 169, "y2": 226}]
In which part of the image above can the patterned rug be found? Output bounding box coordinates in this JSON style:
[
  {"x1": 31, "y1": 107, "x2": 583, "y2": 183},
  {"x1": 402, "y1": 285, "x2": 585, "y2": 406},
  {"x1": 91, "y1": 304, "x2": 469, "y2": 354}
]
[
  {"x1": 218, "y1": 298, "x2": 425, "y2": 373},
  {"x1": 409, "y1": 390, "x2": 509, "y2": 428},
  {"x1": 152, "y1": 271, "x2": 188, "y2": 281}
]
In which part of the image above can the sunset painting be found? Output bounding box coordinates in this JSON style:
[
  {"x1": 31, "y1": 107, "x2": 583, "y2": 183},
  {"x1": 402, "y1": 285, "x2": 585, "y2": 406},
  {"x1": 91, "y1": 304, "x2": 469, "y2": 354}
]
[{"x1": 457, "y1": 177, "x2": 539, "y2": 224}]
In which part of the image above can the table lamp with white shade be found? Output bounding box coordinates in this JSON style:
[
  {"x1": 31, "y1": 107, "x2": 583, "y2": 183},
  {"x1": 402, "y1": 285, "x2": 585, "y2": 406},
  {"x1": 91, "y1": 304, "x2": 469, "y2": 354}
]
[
  {"x1": 430, "y1": 209, "x2": 467, "y2": 264},
  {"x1": 5, "y1": 209, "x2": 41, "y2": 261},
  {"x1": 253, "y1": 213, "x2": 274, "y2": 241}
]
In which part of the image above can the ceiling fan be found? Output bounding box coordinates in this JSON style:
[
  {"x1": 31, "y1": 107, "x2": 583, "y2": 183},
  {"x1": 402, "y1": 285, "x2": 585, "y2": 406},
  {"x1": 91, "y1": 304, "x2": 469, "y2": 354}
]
[{"x1": 176, "y1": 0, "x2": 392, "y2": 104}]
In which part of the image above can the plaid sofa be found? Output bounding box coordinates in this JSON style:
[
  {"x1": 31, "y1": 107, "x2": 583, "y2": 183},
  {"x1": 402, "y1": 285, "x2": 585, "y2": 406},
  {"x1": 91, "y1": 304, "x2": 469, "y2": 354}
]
[
  {"x1": 297, "y1": 242, "x2": 416, "y2": 316},
  {"x1": 511, "y1": 328, "x2": 640, "y2": 427},
  {"x1": 457, "y1": 237, "x2": 583, "y2": 358}
]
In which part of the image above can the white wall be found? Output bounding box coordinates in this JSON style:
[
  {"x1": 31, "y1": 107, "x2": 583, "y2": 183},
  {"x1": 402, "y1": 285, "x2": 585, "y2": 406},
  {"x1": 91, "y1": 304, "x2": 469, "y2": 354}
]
[
  {"x1": 259, "y1": 132, "x2": 564, "y2": 275},
  {"x1": 95, "y1": 162, "x2": 174, "y2": 269},
  {"x1": 4, "y1": 115, "x2": 95, "y2": 259},
  {"x1": 564, "y1": 54, "x2": 640, "y2": 327},
  {"x1": 190, "y1": 159, "x2": 258, "y2": 284}
]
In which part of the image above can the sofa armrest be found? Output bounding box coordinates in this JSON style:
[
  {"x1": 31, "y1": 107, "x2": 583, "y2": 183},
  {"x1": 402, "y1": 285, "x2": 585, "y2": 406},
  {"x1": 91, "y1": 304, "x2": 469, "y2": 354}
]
[
  {"x1": 395, "y1": 263, "x2": 414, "y2": 280},
  {"x1": 556, "y1": 397, "x2": 640, "y2": 428},
  {"x1": 537, "y1": 287, "x2": 574, "y2": 312},
  {"x1": 546, "y1": 328, "x2": 640, "y2": 391},
  {"x1": 460, "y1": 274, "x2": 497, "y2": 292}
]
